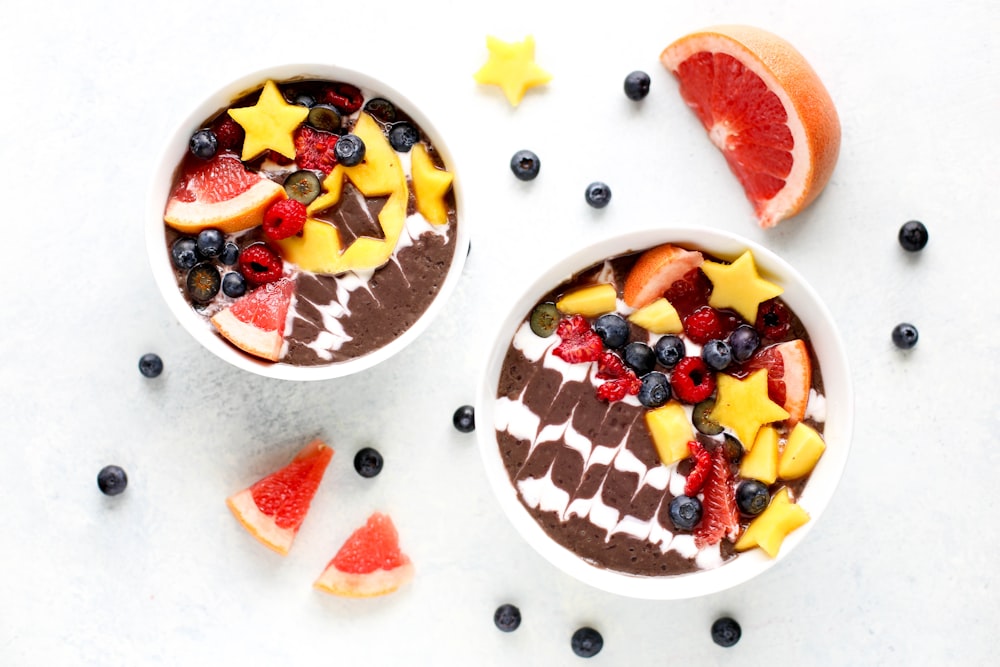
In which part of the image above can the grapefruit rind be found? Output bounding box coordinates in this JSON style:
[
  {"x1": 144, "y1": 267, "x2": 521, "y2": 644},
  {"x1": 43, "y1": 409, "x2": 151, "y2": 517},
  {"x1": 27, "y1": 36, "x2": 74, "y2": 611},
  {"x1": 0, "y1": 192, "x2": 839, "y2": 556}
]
[
  {"x1": 313, "y1": 562, "x2": 416, "y2": 598},
  {"x1": 210, "y1": 308, "x2": 284, "y2": 361},
  {"x1": 776, "y1": 340, "x2": 812, "y2": 424},
  {"x1": 226, "y1": 488, "x2": 297, "y2": 555},
  {"x1": 623, "y1": 244, "x2": 704, "y2": 309},
  {"x1": 164, "y1": 178, "x2": 287, "y2": 234}
]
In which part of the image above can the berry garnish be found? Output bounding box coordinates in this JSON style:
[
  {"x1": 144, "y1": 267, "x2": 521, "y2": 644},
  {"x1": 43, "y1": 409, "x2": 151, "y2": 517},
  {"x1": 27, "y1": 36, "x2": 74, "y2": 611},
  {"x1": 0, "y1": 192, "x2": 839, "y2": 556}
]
[
  {"x1": 510, "y1": 150, "x2": 540, "y2": 181},
  {"x1": 622, "y1": 341, "x2": 656, "y2": 375},
  {"x1": 529, "y1": 302, "x2": 559, "y2": 337},
  {"x1": 238, "y1": 243, "x2": 284, "y2": 286},
  {"x1": 306, "y1": 104, "x2": 342, "y2": 133},
  {"x1": 898, "y1": 220, "x2": 929, "y2": 251},
  {"x1": 219, "y1": 242, "x2": 240, "y2": 266},
  {"x1": 663, "y1": 267, "x2": 713, "y2": 318},
  {"x1": 571, "y1": 627, "x2": 604, "y2": 658},
  {"x1": 670, "y1": 356, "x2": 716, "y2": 404},
  {"x1": 353, "y1": 447, "x2": 384, "y2": 478},
  {"x1": 624, "y1": 70, "x2": 651, "y2": 100},
  {"x1": 186, "y1": 262, "x2": 221, "y2": 303},
  {"x1": 683, "y1": 440, "x2": 713, "y2": 496},
  {"x1": 189, "y1": 129, "x2": 218, "y2": 159},
  {"x1": 364, "y1": 97, "x2": 397, "y2": 124},
  {"x1": 221, "y1": 272, "x2": 247, "y2": 298},
  {"x1": 736, "y1": 479, "x2": 770, "y2": 516},
  {"x1": 388, "y1": 122, "x2": 420, "y2": 152},
  {"x1": 291, "y1": 93, "x2": 316, "y2": 108},
  {"x1": 553, "y1": 315, "x2": 604, "y2": 364},
  {"x1": 283, "y1": 170, "x2": 322, "y2": 205},
  {"x1": 721, "y1": 434, "x2": 744, "y2": 463},
  {"x1": 728, "y1": 323, "x2": 760, "y2": 362},
  {"x1": 494, "y1": 603, "x2": 522, "y2": 632},
  {"x1": 138, "y1": 353, "x2": 163, "y2": 378},
  {"x1": 293, "y1": 126, "x2": 339, "y2": 175},
  {"x1": 593, "y1": 313, "x2": 629, "y2": 348},
  {"x1": 692, "y1": 398, "x2": 724, "y2": 435},
  {"x1": 595, "y1": 351, "x2": 642, "y2": 402},
  {"x1": 334, "y1": 133, "x2": 366, "y2": 167},
  {"x1": 97, "y1": 465, "x2": 128, "y2": 496},
  {"x1": 684, "y1": 306, "x2": 729, "y2": 344},
  {"x1": 701, "y1": 339, "x2": 733, "y2": 371},
  {"x1": 653, "y1": 334, "x2": 685, "y2": 368},
  {"x1": 213, "y1": 116, "x2": 244, "y2": 151},
  {"x1": 638, "y1": 371, "x2": 670, "y2": 408},
  {"x1": 322, "y1": 82, "x2": 363, "y2": 113},
  {"x1": 170, "y1": 237, "x2": 200, "y2": 270},
  {"x1": 453, "y1": 405, "x2": 475, "y2": 433},
  {"x1": 711, "y1": 617, "x2": 742, "y2": 647},
  {"x1": 892, "y1": 322, "x2": 919, "y2": 349},
  {"x1": 693, "y1": 447, "x2": 739, "y2": 548},
  {"x1": 584, "y1": 181, "x2": 612, "y2": 208},
  {"x1": 196, "y1": 228, "x2": 224, "y2": 258},
  {"x1": 756, "y1": 298, "x2": 791, "y2": 340},
  {"x1": 668, "y1": 495, "x2": 702, "y2": 531},
  {"x1": 262, "y1": 199, "x2": 307, "y2": 241}
]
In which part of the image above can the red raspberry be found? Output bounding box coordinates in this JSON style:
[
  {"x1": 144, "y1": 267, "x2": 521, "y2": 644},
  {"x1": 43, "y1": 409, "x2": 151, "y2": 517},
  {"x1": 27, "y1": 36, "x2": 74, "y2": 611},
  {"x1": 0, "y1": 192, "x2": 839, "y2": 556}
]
[
  {"x1": 694, "y1": 447, "x2": 740, "y2": 548},
  {"x1": 294, "y1": 126, "x2": 339, "y2": 175},
  {"x1": 756, "y1": 298, "x2": 792, "y2": 341},
  {"x1": 322, "y1": 83, "x2": 364, "y2": 113},
  {"x1": 553, "y1": 315, "x2": 604, "y2": 364},
  {"x1": 663, "y1": 268, "x2": 713, "y2": 318},
  {"x1": 595, "y1": 352, "x2": 642, "y2": 402},
  {"x1": 670, "y1": 357, "x2": 716, "y2": 404},
  {"x1": 238, "y1": 243, "x2": 284, "y2": 286},
  {"x1": 683, "y1": 307, "x2": 728, "y2": 344},
  {"x1": 262, "y1": 199, "x2": 307, "y2": 241},
  {"x1": 214, "y1": 116, "x2": 244, "y2": 152},
  {"x1": 683, "y1": 440, "x2": 713, "y2": 496}
]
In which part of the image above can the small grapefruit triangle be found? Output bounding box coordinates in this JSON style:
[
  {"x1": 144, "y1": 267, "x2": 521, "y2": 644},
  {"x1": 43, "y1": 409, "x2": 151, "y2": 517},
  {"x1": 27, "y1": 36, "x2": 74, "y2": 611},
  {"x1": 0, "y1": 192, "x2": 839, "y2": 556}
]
[
  {"x1": 210, "y1": 277, "x2": 294, "y2": 362},
  {"x1": 314, "y1": 512, "x2": 414, "y2": 597}
]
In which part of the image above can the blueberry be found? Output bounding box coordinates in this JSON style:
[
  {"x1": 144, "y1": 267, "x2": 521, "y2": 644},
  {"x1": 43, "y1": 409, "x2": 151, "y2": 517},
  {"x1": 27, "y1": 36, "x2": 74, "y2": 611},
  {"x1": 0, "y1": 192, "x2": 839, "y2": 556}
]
[
  {"x1": 892, "y1": 322, "x2": 919, "y2": 349},
  {"x1": 728, "y1": 324, "x2": 760, "y2": 362},
  {"x1": 307, "y1": 104, "x2": 341, "y2": 133},
  {"x1": 653, "y1": 335, "x2": 685, "y2": 368},
  {"x1": 623, "y1": 70, "x2": 651, "y2": 100},
  {"x1": 510, "y1": 150, "x2": 540, "y2": 181},
  {"x1": 170, "y1": 237, "x2": 200, "y2": 270},
  {"x1": 702, "y1": 339, "x2": 732, "y2": 371},
  {"x1": 529, "y1": 302, "x2": 559, "y2": 338},
  {"x1": 571, "y1": 627, "x2": 604, "y2": 658},
  {"x1": 196, "y1": 228, "x2": 225, "y2": 258},
  {"x1": 898, "y1": 220, "x2": 929, "y2": 252},
  {"x1": 364, "y1": 98, "x2": 397, "y2": 124},
  {"x1": 221, "y1": 272, "x2": 247, "y2": 298},
  {"x1": 388, "y1": 122, "x2": 420, "y2": 152},
  {"x1": 219, "y1": 242, "x2": 240, "y2": 266},
  {"x1": 186, "y1": 263, "x2": 221, "y2": 303},
  {"x1": 593, "y1": 313, "x2": 629, "y2": 348},
  {"x1": 692, "y1": 398, "x2": 724, "y2": 435},
  {"x1": 189, "y1": 129, "x2": 218, "y2": 159},
  {"x1": 638, "y1": 372, "x2": 670, "y2": 408},
  {"x1": 353, "y1": 447, "x2": 384, "y2": 478},
  {"x1": 736, "y1": 480, "x2": 770, "y2": 516},
  {"x1": 668, "y1": 495, "x2": 702, "y2": 530},
  {"x1": 493, "y1": 603, "x2": 522, "y2": 632},
  {"x1": 284, "y1": 170, "x2": 322, "y2": 205},
  {"x1": 334, "y1": 133, "x2": 366, "y2": 166},
  {"x1": 722, "y1": 434, "x2": 744, "y2": 462},
  {"x1": 138, "y1": 353, "x2": 163, "y2": 378},
  {"x1": 453, "y1": 405, "x2": 475, "y2": 433},
  {"x1": 711, "y1": 617, "x2": 742, "y2": 647},
  {"x1": 623, "y1": 341, "x2": 655, "y2": 375},
  {"x1": 292, "y1": 93, "x2": 316, "y2": 108},
  {"x1": 584, "y1": 181, "x2": 612, "y2": 209},
  {"x1": 97, "y1": 465, "x2": 128, "y2": 496}
]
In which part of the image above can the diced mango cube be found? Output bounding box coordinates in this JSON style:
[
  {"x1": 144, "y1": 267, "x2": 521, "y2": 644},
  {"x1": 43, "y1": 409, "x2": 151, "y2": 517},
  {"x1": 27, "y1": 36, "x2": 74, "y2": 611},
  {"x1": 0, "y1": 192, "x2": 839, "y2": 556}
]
[
  {"x1": 556, "y1": 283, "x2": 617, "y2": 317},
  {"x1": 734, "y1": 487, "x2": 810, "y2": 557},
  {"x1": 645, "y1": 401, "x2": 695, "y2": 466},
  {"x1": 778, "y1": 422, "x2": 826, "y2": 480},
  {"x1": 740, "y1": 425, "x2": 779, "y2": 484},
  {"x1": 627, "y1": 298, "x2": 683, "y2": 334}
]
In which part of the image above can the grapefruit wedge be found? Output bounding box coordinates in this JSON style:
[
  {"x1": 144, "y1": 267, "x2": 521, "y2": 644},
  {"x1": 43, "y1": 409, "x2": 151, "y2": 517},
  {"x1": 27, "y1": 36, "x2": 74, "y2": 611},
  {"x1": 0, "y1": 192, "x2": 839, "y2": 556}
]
[
  {"x1": 226, "y1": 439, "x2": 334, "y2": 555},
  {"x1": 210, "y1": 277, "x2": 294, "y2": 362},
  {"x1": 744, "y1": 339, "x2": 812, "y2": 424},
  {"x1": 164, "y1": 153, "x2": 286, "y2": 233},
  {"x1": 661, "y1": 25, "x2": 840, "y2": 227},
  {"x1": 623, "y1": 243, "x2": 704, "y2": 309},
  {"x1": 314, "y1": 512, "x2": 414, "y2": 598}
]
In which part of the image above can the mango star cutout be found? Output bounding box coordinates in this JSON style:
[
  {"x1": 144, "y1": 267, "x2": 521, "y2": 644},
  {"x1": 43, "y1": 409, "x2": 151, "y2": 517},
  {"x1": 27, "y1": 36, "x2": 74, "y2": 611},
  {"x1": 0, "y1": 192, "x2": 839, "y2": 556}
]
[
  {"x1": 734, "y1": 487, "x2": 810, "y2": 557},
  {"x1": 228, "y1": 80, "x2": 308, "y2": 161},
  {"x1": 473, "y1": 35, "x2": 552, "y2": 106},
  {"x1": 410, "y1": 143, "x2": 453, "y2": 225},
  {"x1": 709, "y1": 369, "x2": 790, "y2": 449},
  {"x1": 701, "y1": 250, "x2": 783, "y2": 324}
]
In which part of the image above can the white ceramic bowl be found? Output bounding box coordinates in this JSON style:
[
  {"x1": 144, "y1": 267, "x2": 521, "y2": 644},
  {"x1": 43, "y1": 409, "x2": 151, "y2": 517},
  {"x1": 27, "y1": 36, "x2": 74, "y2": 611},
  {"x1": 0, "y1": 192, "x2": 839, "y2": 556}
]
[
  {"x1": 476, "y1": 227, "x2": 853, "y2": 599},
  {"x1": 146, "y1": 64, "x2": 467, "y2": 381}
]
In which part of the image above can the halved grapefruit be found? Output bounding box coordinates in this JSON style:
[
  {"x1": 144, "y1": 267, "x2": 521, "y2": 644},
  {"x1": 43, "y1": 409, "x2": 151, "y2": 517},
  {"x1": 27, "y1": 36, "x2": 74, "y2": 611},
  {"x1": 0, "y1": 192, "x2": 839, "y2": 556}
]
[
  {"x1": 660, "y1": 25, "x2": 840, "y2": 228},
  {"x1": 314, "y1": 512, "x2": 414, "y2": 597},
  {"x1": 226, "y1": 438, "x2": 334, "y2": 555},
  {"x1": 210, "y1": 277, "x2": 294, "y2": 362},
  {"x1": 744, "y1": 339, "x2": 812, "y2": 424},
  {"x1": 623, "y1": 244, "x2": 704, "y2": 309},
  {"x1": 164, "y1": 153, "x2": 286, "y2": 233}
]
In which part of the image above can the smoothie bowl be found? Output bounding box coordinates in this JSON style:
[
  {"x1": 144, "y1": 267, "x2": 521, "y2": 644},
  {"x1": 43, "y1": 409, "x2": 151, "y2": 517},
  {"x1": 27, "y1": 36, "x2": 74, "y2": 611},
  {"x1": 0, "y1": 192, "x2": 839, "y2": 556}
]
[
  {"x1": 146, "y1": 64, "x2": 466, "y2": 380},
  {"x1": 476, "y1": 228, "x2": 852, "y2": 599}
]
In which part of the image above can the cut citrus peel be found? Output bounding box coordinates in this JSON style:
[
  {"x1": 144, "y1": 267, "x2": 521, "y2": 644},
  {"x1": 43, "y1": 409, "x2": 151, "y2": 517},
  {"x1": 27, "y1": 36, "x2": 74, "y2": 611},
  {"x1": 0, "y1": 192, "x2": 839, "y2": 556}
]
[
  {"x1": 314, "y1": 512, "x2": 414, "y2": 597},
  {"x1": 210, "y1": 277, "x2": 294, "y2": 362}
]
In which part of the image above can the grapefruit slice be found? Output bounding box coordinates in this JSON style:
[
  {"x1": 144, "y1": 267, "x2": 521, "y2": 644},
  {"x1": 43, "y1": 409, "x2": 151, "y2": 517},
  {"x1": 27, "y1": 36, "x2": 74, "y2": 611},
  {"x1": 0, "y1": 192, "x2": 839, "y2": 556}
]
[
  {"x1": 623, "y1": 243, "x2": 704, "y2": 309},
  {"x1": 210, "y1": 277, "x2": 294, "y2": 362},
  {"x1": 164, "y1": 153, "x2": 286, "y2": 233},
  {"x1": 744, "y1": 339, "x2": 812, "y2": 424},
  {"x1": 660, "y1": 25, "x2": 840, "y2": 228},
  {"x1": 314, "y1": 512, "x2": 414, "y2": 597},
  {"x1": 226, "y1": 438, "x2": 334, "y2": 555}
]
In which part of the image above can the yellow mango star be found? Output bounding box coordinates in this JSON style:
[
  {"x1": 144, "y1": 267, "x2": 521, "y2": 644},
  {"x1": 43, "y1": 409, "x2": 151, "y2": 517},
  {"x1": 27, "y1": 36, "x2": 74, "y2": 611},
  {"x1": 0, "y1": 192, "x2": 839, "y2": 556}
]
[
  {"x1": 228, "y1": 80, "x2": 308, "y2": 161},
  {"x1": 734, "y1": 487, "x2": 810, "y2": 557},
  {"x1": 709, "y1": 369, "x2": 790, "y2": 449},
  {"x1": 474, "y1": 35, "x2": 552, "y2": 106},
  {"x1": 701, "y1": 250, "x2": 783, "y2": 324},
  {"x1": 410, "y1": 143, "x2": 453, "y2": 225}
]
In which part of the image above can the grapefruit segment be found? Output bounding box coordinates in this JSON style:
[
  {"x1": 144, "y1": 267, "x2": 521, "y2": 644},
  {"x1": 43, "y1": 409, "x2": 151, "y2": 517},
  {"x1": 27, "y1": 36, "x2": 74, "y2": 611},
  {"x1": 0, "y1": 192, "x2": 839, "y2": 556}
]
[
  {"x1": 226, "y1": 438, "x2": 334, "y2": 555},
  {"x1": 623, "y1": 244, "x2": 704, "y2": 309},
  {"x1": 210, "y1": 277, "x2": 294, "y2": 362},
  {"x1": 745, "y1": 339, "x2": 812, "y2": 424},
  {"x1": 661, "y1": 25, "x2": 840, "y2": 227},
  {"x1": 314, "y1": 512, "x2": 414, "y2": 597}
]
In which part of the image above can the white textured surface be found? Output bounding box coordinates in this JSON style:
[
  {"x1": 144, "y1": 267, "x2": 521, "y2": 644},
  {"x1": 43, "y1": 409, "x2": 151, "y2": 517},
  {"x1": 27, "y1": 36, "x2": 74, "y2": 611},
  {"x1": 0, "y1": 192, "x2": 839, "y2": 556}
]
[{"x1": 1, "y1": 1, "x2": 998, "y2": 665}]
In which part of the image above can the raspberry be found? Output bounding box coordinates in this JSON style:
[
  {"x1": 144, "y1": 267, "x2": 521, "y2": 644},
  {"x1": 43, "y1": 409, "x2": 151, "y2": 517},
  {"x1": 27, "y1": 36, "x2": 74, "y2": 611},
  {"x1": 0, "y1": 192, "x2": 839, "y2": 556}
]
[
  {"x1": 294, "y1": 126, "x2": 339, "y2": 175},
  {"x1": 262, "y1": 199, "x2": 307, "y2": 241},
  {"x1": 322, "y1": 83, "x2": 364, "y2": 113},
  {"x1": 683, "y1": 440, "x2": 713, "y2": 496},
  {"x1": 594, "y1": 352, "x2": 642, "y2": 402},
  {"x1": 663, "y1": 268, "x2": 712, "y2": 318},
  {"x1": 238, "y1": 243, "x2": 284, "y2": 286},
  {"x1": 214, "y1": 116, "x2": 244, "y2": 152},
  {"x1": 670, "y1": 357, "x2": 716, "y2": 404},
  {"x1": 756, "y1": 298, "x2": 792, "y2": 340},
  {"x1": 267, "y1": 150, "x2": 295, "y2": 166},
  {"x1": 553, "y1": 316, "x2": 604, "y2": 364},
  {"x1": 694, "y1": 447, "x2": 740, "y2": 548},
  {"x1": 683, "y1": 307, "x2": 728, "y2": 344}
]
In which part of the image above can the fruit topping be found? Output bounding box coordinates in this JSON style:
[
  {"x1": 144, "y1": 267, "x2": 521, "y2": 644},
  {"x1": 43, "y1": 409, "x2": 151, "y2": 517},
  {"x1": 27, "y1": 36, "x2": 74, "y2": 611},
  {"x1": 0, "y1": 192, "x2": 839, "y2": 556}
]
[
  {"x1": 623, "y1": 243, "x2": 704, "y2": 309},
  {"x1": 353, "y1": 447, "x2": 384, "y2": 478},
  {"x1": 138, "y1": 353, "x2": 163, "y2": 378},
  {"x1": 778, "y1": 422, "x2": 826, "y2": 479},
  {"x1": 756, "y1": 298, "x2": 792, "y2": 340},
  {"x1": 290, "y1": 93, "x2": 316, "y2": 108},
  {"x1": 669, "y1": 356, "x2": 716, "y2": 404},
  {"x1": 892, "y1": 322, "x2": 919, "y2": 349},
  {"x1": 736, "y1": 479, "x2": 770, "y2": 516},
  {"x1": 306, "y1": 103, "x2": 342, "y2": 133},
  {"x1": 189, "y1": 129, "x2": 218, "y2": 159},
  {"x1": 638, "y1": 371, "x2": 671, "y2": 408},
  {"x1": 668, "y1": 495, "x2": 702, "y2": 531},
  {"x1": 220, "y1": 242, "x2": 240, "y2": 266},
  {"x1": 728, "y1": 323, "x2": 761, "y2": 362},
  {"x1": 510, "y1": 149, "x2": 541, "y2": 181},
  {"x1": 283, "y1": 170, "x2": 322, "y2": 205},
  {"x1": 453, "y1": 405, "x2": 476, "y2": 433},
  {"x1": 294, "y1": 126, "x2": 340, "y2": 175},
  {"x1": 623, "y1": 70, "x2": 651, "y2": 100},
  {"x1": 556, "y1": 283, "x2": 617, "y2": 317},
  {"x1": 322, "y1": 82, "x2": 363, "y2": 113},
  {"x1": 734, "y1": 486, "x2": 809, "y2": 557},
  {"x1": 227, "y1": 80, "x2": 309, "y2": 161},
  {"x1": 653, "y1": 334, "x2": 685, "y2": 368},
  {"x1": 722, "y1": 434, "x2": 744, "y2": 462},
  {"x1": 898, "y1": 220, "x2": 929, "y2": 251},
  {"x1": 210, "y1": 277, "x2": 294, "y2": 362},
  {"x1": 196, "y1": 228, "x2": 224, "y2": 258},
  {"x1": 711, "y1": 617, "x2": 742, "y2": 647},
  {"x1": 701, "y1": 250, "x2": 783, "y2": 324},
  {"x1": 663, "y1": 267, "x2": 713, "y2": 317},
  {"x1": 628, "y1": 298, "x2": 683, "y2": 334},
  {"x1": 646, "y1": 402, "x2": 696, "y2": 465},
  {"x1": 744, "y1": 340, "x2": 812, "y2": 424},
  {"x1": 692, "y1": 398, "x2": 724, "y2": 435},
  {"x1": 693, "y1": 446, "x2": 739, "y2": 548},
  {"x1": 553, "y1": 315, "x2": 604, "y2": 364},
  {"x1": 238, "y1": 243, "x2": 284, "y2": 286},
  {"x1": 494, "y1": 604, "x2": 522, "y2": 632},
  {"x1": 701, "y1": 339, "x2": 732, "y2": 371},
  {"x1": 363, "y1": 97, "x2": 397, "y2": 124},
  {"x1": 529, "y1": 302, "x2": 560, "y2": 337},
  {"x1": 593, "y1": 313, "x2": 629, "y2": 348},
  {"x1": 213, "y1": 116, "x2": 244, "y2": 151},
  {"x1": 709, "y1": 369, "x2": 790, "y2": 449},
  {"x1": 683, "y1": 440, "x2": 713, "y2": 496},
  {"x1": 313, "y1": 512, "x2": 414, "y2": 597},
  {"x1": 334, "y1": 132, "x2": 366, "y2": 167},
  {"x1": 622, "y1": 341, "x2": 656, "y2": 375},
  {"x1": 186, "y1": 262, "x2": 221, "y2": 303},
  {"x1": 595, "y1": 352, "x2": 642, "y2": 402},
  {"x1": 170, "y1": 237, "x2": 200, "y2": 270},
  {"x1": 262, "y1": 199, "x2": 307, "y2": 241},
  {"x1": 682, "y1": 307, "x2": 726, "y2": 344},
  {"x1": 388, "y1": 122, "x2": 420, "y2": 152},
  {"x1": 584, "y1": 181, "x2": 612, "y2": 208},
  {"x1": 474, "y1": 35, "x2": 552, "y2": 107},
  {"x1": 97, "y1": 465, "x2": 128, "y2": 496},
  {"x1": 221, "y1": 272, "x2": 247, "y2": 298},
  {"x1": 411, "y1": 143, "x2": 454, "y2": 225},
  {"x1": 741, "y1": 426, "x2": 779, "y2": 483},
  {"x1": 570, "y1": 627, "x2": 604, "y2": 658}
]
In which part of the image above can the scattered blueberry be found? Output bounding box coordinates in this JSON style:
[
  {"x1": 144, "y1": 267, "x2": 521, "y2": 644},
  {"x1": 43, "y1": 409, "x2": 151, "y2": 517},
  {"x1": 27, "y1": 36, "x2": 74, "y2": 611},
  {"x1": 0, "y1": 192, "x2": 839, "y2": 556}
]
[
  {"x1": 138, "y1": 353, "x2": 163, "y2": 378},
  {"x1": 668, "y1": 495, "x2": 702, "y2": 530},
  {"x1": 494, "y1": 604, "x2": 522, "y2": 632},
  {"x1": 728, "y1": 324, "x2": 760, "y2": 362},
  {"x1": 453, "y1": 405, "x2": 475, "y2": 433},
  {"x1": 898, "y1": 220, "x2": 929, "y2": 252},
  {"x1": 388, "y1": 122, "x2": 420, "y2": 152},
  {"x1": 353, "y1": 447, "x2": 384, "y2": 478},
  {"x1": 170, "y1": 237, "x2": 200, "y2": 271},
  {"x1": 653, "y1": 335, "x2": 685, "y2": 368},
  {"x1": 284, "y1": 170, "x2": 322, "y2": 205},
  {"x1": 892, "y1": 322, "x2": 919, "y2": 349},
  {"x1": 510, "y1": 150, "x2": 540, "y2": 181},
  {"x1": 196, "y1": 228, "x2": 225, "y2": 258},
  {"x1": 593, "y1": 313, "x2": 629, "y2": 348},
  {"x1": 692, "y1": 398, "x2": 724, "y2": 435},
  {"x1": 189, "y1": 129, "x2": 218, "y2": 159},
  {"x1": 219, "y1": 242, "x2": 240, "y2": 266},
  {"x1": 334, "y1": 133, "x2": 366, "y2": 166},
  {"x1": 97, "y1": 465, "x2": 128, "y2": 496},
  {"x1": 623, "y1": 342, "x2": 656, "y2": 375},
  {"x1": 736, "y1": 480, "x2": 771, "y2": 516},
  {"x1": 584, "y1": 181, "x2": 612, "y2": 209},
  {"x1": 702, "y1": 339, "x2": 732, "y2": 371},
  {"x1": 571, "y1": 627, "x2": 604, "y2": 658},
  {"x1": 221, "y1": 272, "x2": 247, "y2": 298},
  {"x1": 711, "y1": 617, "x2": 742, "y2": 647},
  {"x1": 306, "y1": 104, "x2": 342, "y2": 133},
  {"x1": 530, "y1": 302, "x2": 560, "y2": 337},
  {"x1": 623, "y1": 70, "x2": 651, "y2": 100},
  {"x1": 186, "y1": 263, "x2": 221, "y2": 303}
]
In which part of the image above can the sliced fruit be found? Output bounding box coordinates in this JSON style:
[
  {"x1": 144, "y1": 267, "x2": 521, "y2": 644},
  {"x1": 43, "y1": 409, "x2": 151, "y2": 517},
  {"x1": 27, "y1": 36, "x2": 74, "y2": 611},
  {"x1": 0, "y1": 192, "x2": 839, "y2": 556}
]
[
  {"x1": 411, "y1": 143, "x2": 453, "y2": 225},
  {"x1": 628, "y1": 297, "x2": 683, "y2": 334},
  {"x1": 734, "y1": 486, "x2": 809, "y2": 557},
  {"x1": 645, "y1": 401, "x2": 695, "y2": 466},
  {"x1": 227, "y1": 80, "x2": 309, "y2": 161},
  {"x1": 210, "y1": 277, "x2": 294, "y2": 362},
  {"x1": 740, "y1": 425, "x2": 779, "y2": 484},
  {"x1": 314, "y1": 512, "x2": 414, "y2": 597},
  {"x1": 693, "y1": 446, "x2": 740, "y2": 548},
  {"x1": 473, "y1": 35, "x2": 552, "y2": 107},
  {"x1": 744, "y1": 339, "x2": 812, "y2": 424},
  {"x1": 661, "y1": 25, "x2": 841, "y2": 227},
  {"x1": 226, "y1": 439, "x2": 334, "y2": 555},
  {"x1": 777, "y1": 421, "x2": 826, "y2": 480},
  {"x1": 164, "y1": 154, "x2": 286, "y2": 234},
  {"x1": 623, "y1": 244, "x2": 704, "y2": 309},
  {"x1": 700, "y1": 250, "x2": 783, "y2": 324},
  {"x1": 556, "y1": 283, "x2": 617, "y2": 317},
  {"x1": 709, "y1": 369, "x2": 789, "y2": 449}
]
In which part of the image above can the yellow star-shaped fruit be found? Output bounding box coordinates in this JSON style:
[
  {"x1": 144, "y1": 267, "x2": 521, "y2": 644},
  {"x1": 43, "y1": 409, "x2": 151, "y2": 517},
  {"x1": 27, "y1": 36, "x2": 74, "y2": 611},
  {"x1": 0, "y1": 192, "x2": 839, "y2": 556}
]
[
  {"x1": 709, "y1": 369, "x2": 790, "y2": 449},
  {"x1": 701, "y1": 250, "x2": 783, "y2": 324},
  {"x1": 734, "y1": 487, "x2": 810, "y2": 557},
  {"x1": 473, "y1": 35, "x2": 552, "y2": 106},
  {"x1": 228, "y1": 80, "x2": 308, "y2": 161},
  {"x1": 410, "y1": 143, "x2": 453, "y2": 225}
]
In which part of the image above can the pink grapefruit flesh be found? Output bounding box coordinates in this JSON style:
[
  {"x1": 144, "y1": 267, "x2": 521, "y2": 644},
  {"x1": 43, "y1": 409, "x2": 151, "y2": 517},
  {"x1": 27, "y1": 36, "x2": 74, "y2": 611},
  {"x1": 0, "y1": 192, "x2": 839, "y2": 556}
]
[
  {"x1": 210, "y1": 277, "x2": 294, "y2": 362},
  {"x1": 314, "y1": 512, "x2": 414, "y2": 597}
]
